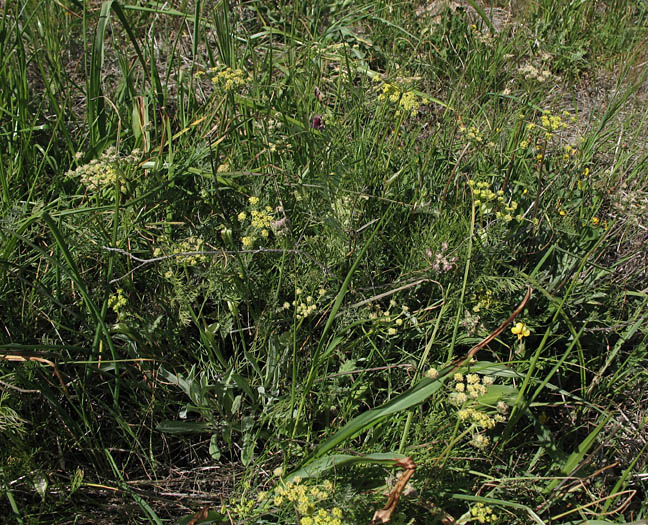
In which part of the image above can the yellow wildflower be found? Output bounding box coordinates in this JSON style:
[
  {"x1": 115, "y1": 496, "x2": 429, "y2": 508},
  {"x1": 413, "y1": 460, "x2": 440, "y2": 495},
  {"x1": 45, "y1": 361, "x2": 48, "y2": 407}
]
[{"x1": 511, "y1": 322, "x2": 531, "y2": 340}]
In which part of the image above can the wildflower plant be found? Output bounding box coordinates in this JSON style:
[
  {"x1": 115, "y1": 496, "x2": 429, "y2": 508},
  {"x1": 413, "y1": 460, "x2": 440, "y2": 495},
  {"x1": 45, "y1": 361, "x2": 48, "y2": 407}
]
[
  {"x1": 518, "y1": 63, "x2": 556, "y2": 84},
  {"x1": 469, "y1": 502, "x2": 499, "y2": 523},
  {"x1": 511, "y1": 322, "x2": 531, "y2": 341},
  {"x1": 446, "y1": 370, "x2": 512, "y2": 451},
  {"x1": 205, "y1": 65, "x2": 249, "y2": 93},
  {"x1": 458, "y1": 121, "x2": 484, "y2": 144},
  {"x1": 375, "y1": 79, "x2": 430, "y2": 119},
  {"x1": 272, "y1": 477, "x2": 343, "y2": 525},
  {"x1": 5, "y1": 1, "x2": 648, "y2": 523},
  {"x1": 220, "y1": 476, "x2": 344, "y2": 525},
  {"x1": 107, "y1": 288, "x2": 128, "y2": 317},
  {"x1": 238, "y1": 196, "x2": 278, "y2": 248},
  {"x1": 467, "y1": 179, "x2": 523, "y2": 223},
  {"x1": 153, "y1": 236, "x2": 209, "y2": 267},
  {"x1": 289, "y1": 286, "x2": 327, "y2": 321},
  {"x1": 519, "y1": 109, "x2": 579, "y2": 165},
  {"x1": 65, "y1": 147, "x2": 142, "y2": 196},
  {"x1": 366, "y1": 300, "x2": 415, "y2": 336},
  {"x1": 426, "y1": 242, "x2": 457, "y2": 272}
]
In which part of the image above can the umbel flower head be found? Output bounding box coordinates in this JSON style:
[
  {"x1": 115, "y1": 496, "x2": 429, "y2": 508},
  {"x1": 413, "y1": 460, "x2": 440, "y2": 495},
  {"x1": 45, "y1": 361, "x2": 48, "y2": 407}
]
[{"x1": 511, "y1": 321, "x2": 531, "y2": 340}]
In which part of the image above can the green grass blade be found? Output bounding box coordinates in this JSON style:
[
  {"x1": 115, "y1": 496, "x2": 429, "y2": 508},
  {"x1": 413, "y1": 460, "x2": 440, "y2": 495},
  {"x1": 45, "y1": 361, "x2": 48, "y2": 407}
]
[
  {"x1": 297, "y1": 374, "x2": 447, "y2": 470},
  {"x1": 88, "y1": 1, "x2": 113, "y2": 144},
  {"x1": 464, "y1": 0, "x2": 496, "y2": 34},
  {"x1": 40, "y1": 212, "x2": 120, "y2": 403},
  {"x1": 291, "y1": 210, "x2": 390, "y2": 437},
  {"x1": 288, "y1": 452, "x2": 408, "y2": 481}
]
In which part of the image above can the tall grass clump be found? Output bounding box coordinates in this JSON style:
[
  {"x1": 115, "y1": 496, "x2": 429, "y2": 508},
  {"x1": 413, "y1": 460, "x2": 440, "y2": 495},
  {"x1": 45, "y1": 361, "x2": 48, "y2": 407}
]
[{"x1": 1, "y1": 0, "x2": 647, "y2": 523}]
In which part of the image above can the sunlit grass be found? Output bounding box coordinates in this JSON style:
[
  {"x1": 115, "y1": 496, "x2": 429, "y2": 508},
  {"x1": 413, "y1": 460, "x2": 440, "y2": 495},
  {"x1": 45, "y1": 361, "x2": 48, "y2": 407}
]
[{"x1": 1, "y1": 1, "x2": 647, "y2": 523}]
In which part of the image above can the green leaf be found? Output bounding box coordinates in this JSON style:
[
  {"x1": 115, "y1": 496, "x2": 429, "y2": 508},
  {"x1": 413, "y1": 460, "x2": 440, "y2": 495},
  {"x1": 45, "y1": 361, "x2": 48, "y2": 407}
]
[
  {"x1": 297, "y1": 374, "x2": 448, "y2": 472},
  {"x1": 288, "y1": 452, "x2": 408, "y2": 481},
  {"x1": 544, "y1": 415, "x2": 610, "y2": 493},
  {"x1": 209, "y1": 434, "x2": 221, "y2": 461},
  {"x1": 156, "y1": 421, "x2": 212, "y2": 434}
]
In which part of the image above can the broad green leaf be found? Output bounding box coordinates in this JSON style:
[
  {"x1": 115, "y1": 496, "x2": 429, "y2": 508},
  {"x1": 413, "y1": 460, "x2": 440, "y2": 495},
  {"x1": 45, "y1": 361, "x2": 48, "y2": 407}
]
[
  {"x1": 300, "y1": 374, "x2": 448, "y2": 469},
  {"x1": 544, "y1": 415, "x2": 610, "y2": 493},
  {"x1": 288, "y1": 452, "x2": 408, "y2": 481},
  {"x1": 209, "y1": 434, "x2": 221, "y2": 461},
  {"x1": 157, "y1": 421, "x2": 212, "y2": 434}
]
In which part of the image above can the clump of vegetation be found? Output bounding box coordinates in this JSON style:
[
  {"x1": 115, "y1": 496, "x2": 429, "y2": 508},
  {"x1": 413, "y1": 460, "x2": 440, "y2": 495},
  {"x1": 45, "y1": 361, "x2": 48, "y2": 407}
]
[{"x1": 1, "y1": 0, "x2": 647, "y2": 523}]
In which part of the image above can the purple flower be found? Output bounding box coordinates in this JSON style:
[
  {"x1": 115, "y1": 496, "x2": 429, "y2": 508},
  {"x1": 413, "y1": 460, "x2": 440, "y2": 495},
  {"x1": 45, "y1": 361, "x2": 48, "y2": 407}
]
[{"x1": 312, "y1": 115, "x2": 324, "y2": 130}]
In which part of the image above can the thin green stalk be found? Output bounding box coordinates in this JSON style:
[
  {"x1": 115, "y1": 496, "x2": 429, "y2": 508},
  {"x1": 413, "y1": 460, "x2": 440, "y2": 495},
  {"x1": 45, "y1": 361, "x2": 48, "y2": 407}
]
[
  {"x1": 1, "y1": 469, "x2": 23, "y2": 524},
  {"x1": 507, "y1": 231, "x2": 610, "y2": 432},
  {"x1": 291, "y1": 210, "x2": 389, "y2": 438},
  {"x1": 40, "y1": 212, "x2": 120, "y2": 403},
  {"x1": 447, "y1": 185, "x2": 475, "y2": 363},
  {"x1": 398, "y1": 298, "x2": 447, "y2": 454}
]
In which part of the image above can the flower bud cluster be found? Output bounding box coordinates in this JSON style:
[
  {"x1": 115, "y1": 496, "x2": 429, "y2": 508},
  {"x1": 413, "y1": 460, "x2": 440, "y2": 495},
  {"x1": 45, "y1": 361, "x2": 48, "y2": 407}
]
[
  {"x1": 471, "y1": 502, "x2": 498, "y2": 523},
  {"x1": 376, "y1": 79, "x2": 430, "y2": 118},
  {"x1": 467, "y1": 180, "x2": 522, "y2": 222},
  {"x1": 206, "y1": 66, "x2": 249, "y2": 92},
  {"x1": 285, "y1": 287, "x2": 327, "y2": 320},
  {"x1": 239, "y1": 196, "x2": 277, "y2": 248},
  {"x1": 448, "y1": 372, "x2": 508, "y2": 450},
  {"x1": 271, "y1": 477, "x2": 343, "y2": 525},
  {"x1": 108, "y1": 288, "x2": 128, "y2": 314},
  {"x1": 66, "y1": 147, "x2": 141, "y2": 194}
]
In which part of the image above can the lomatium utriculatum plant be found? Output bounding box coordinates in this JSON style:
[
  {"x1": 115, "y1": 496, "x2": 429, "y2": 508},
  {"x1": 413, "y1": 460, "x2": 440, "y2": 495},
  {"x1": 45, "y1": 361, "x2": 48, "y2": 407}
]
[
  {"x1": 5, "y1": 2, "x2": 646, "y2": 523},
  {"x1": 215, "y1": 472, "x2": 345, "y2": 525},
  {"x1": 425, "y1": 367, "x2": 511, "y2": 453},
  {"x1": 238, "y1": 196, "x2": 278, "y2": 249}
]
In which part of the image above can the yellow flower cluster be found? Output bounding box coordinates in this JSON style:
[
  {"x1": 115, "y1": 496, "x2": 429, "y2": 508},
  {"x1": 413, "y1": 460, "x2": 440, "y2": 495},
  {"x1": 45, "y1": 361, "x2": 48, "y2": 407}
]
[
  {"x1": 449, "y1": 373, "x2": 507, "y2": 449},
  {"x1": 562, "y1": 144, "x2": 578, "y2": 161},
  {"x1": 518, "y1": 63, "x2": 554, "y2": 83},
  {"x1": 272, "y1": 478, "x2": 342, "y2": 525},
  {"x1": 459, "y1": 124, "x2": 483, "y2": 143},
  {"x1": 367, "y1": 300, "x2": 412, "y2": 335},
  {"x1": 377, "y1": 81, "x2": 429, "y2": 118},
  {"x1": 300, "y1": 507, "x2": 343, "y2": 525},
  {"x1": 470, "y1": 433, "x2": 491, "y2": 449},
  {"x1": 540, "y1": 110, "x2": 569, "y2": 132},
  {"x1": 457, "y1": 406, "x2": 503, "y2": 430},
  {"x1": 65, "y1": 147, "x2": 140, "y2": 194},
  {"x1": 295, "y1": 295, "x2": 317, "y2": 319},
  {"x1": 227, "y1": 497, "x2": 256, "y2": 518},
  {"x1": 239, "y1": 196, "x2": 276, "y2": 248},
  {"x1": 471, "y1": 502, "x2": 498, "y2": 523},
  {"x1": 290, "y1": 287, "x2": 326, "y2": 320},
  {"x1": 451, "y1": 372, "x2": 491, "y2": 403},
  {"x1": 107, "y1": 288, "x2": 128, "y2": 314},
  {"x1": 251, "y1": 208, "x2": 273, "y2": 229},
  {"x1": 208, "y1": 66, "x2": 248, "y2": 92},
  {"x1": 472, "y1": 288, "x2": 494, "y2": 313},
  {"x1": 468, "y1": 180, "x2": 523, "y2": 222},
  {"x1": 536, "y1": 109, "x2": 570, "y2": 140},
  {"x1": 172, "y1": 236, "x2": 208, "y2": 265},
  {"x1": 520, "y1": 109, "x2": 578, "y2": 160}
]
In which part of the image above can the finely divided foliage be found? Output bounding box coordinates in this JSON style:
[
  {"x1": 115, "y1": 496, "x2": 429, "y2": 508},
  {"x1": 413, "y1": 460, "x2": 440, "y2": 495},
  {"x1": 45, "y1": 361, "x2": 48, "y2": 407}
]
[{"x1": 0, "y1": 1, "x2": 647, "y2": 523}]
